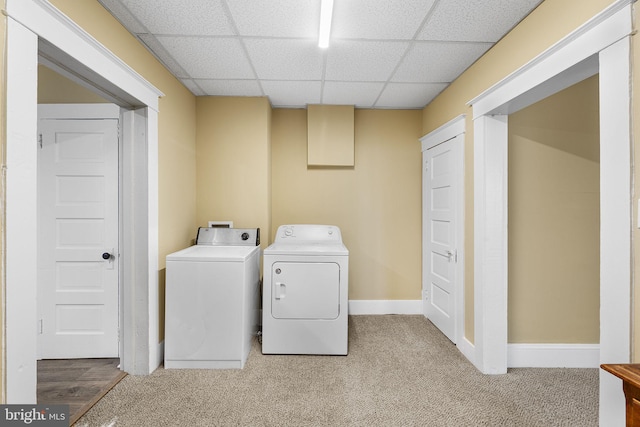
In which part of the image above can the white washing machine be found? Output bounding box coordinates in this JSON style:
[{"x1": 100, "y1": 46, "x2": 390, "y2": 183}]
[
  {"x1": 165, "y1": 227, "x2": 260, "y2": 369},
  {"x1": 262, "y1": 224, "x2": 349, "y2": 355}
]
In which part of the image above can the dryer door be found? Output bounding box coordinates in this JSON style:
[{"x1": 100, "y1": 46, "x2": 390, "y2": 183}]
[{"x1": 271, "y1": 262, "x2": 340, "y2": 319}]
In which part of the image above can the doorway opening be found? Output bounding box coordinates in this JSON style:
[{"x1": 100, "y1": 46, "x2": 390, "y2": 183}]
[
  {"x1": 470, "y1": 3, "x2": 632, "y2": 425},
  {"x1": 36, "y1": 65, "x2": 125, "y2": 419},
  {"x1": 507, "y1": 75, "x2": 600, "y2": 353},
  {"x1": 5, "y1": 0, "x2": 163, "y2": 403}
]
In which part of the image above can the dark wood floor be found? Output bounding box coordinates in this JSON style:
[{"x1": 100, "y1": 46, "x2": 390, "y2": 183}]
[{"x1": 37, "y1": 358, "x2": 127, "y2": 426}]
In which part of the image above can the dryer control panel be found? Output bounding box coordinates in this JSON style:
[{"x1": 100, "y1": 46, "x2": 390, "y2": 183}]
[{"x1": 275, "y1": 224, "x2": 342, "y2": 244}]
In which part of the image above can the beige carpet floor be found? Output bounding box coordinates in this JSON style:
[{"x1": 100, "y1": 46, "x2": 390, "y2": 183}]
[{"x1": 75, "y1": 315, "x2": 598, "y2": 426}]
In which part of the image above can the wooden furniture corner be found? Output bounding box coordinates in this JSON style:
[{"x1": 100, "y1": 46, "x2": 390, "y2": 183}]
[{"x1": 601, "y1": 364, "x2": 640, "y2": 426}]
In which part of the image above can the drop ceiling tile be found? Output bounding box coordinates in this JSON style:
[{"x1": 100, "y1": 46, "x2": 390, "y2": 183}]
[
  {"x1": 101, "y1": 0, "x2": 541, "y2": 108},
  {"x1": 325, "y1": 40, "x2": 409, "y2": 82},
  {"x1": 393, "y1": 42, "x2": 492, "y2": 83},
  {"x1": 418, "y1": 0, "x2": 542, "y2": 42},
  {"x1": 118, "y1": 0, "x2": 234, "y2": 36},
  {"x1": 98, "y1": 0, "x2": 147, "y2": 33},
  {"x1": 322, "y1": 82, "x2": 384, "y2": 107},
  {"x1": 261, "y1": 81, "x2": 321, "y2": 108},
  {"x1": 138, "y1": 34, "x2": 189, "y2": 78},
  {"x1": 244, "y1": 39, "x2": 324, "y2": 81},
  {"x1": 196, "y1": 79, "x2": 264, "y2": 97},
  {"x1": 155, "y1": 36, "x2": 255, "y2": 79},
  {"x1": 180, "y1": 79, "x2": 206, "y2": 96},
  {"x1": 227, "y1": 0, "x2": 320, "y2": 38},
  {"x1": 332, "y1": 0, "x2": 436, "y2": 40},
  {"x1": 376, "y1": 83, "x2": 448, "y2": 109}
]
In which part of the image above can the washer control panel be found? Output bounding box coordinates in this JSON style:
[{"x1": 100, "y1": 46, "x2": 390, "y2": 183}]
[{"x1": 196, "y1": 227, "x2": 260, "y2": 246}]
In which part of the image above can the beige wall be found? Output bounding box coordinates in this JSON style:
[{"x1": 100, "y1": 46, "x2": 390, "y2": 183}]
[
  {"x1": 2, "y1": 2, "x2": 638, "y2": 404},
  {"x1": 508, "y1": 76, "x2": 600, "y2": 344},
  {"x1": 49, "y1": 0, "x2": 198, "y2": 255},
  {"x1": 38, "y1": 65, "x2": 108, "y2": 103},
  {"x1": 422, "y1": 0, "x2": 621, "y2": 345},
  {"x1": 46, "y1": 0, "x2": 198, "y2": 341},
  {"x1": 195, "y1": 97, "x2": 272, "y2": 243},
  {"x1": 271, "y1": 109, "x2": 422, "y2": 300}
]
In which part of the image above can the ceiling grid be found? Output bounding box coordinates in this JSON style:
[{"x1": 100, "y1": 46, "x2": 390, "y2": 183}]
[{"x1": 97, "y1": 0, "x2": 542, "y2": 109}]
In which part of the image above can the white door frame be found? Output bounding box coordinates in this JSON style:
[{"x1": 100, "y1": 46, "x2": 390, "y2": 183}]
[
  {"x1": 468, "y1": 1, "x2": 632, "y2": 425},
  {"x1": 5, "y1": 0, "x2": 163, "y2": 403},
  {"x1": 420, "y1": 115, "x2": 466, "y2": 350}
]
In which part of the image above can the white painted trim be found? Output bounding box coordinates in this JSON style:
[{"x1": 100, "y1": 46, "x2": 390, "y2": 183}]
[
  {"x1": 598, "y1": 38, "x2": 632, "y2": 364},
  {"x1": 5, "y1": 0, "x2": 163, "y2": 402},
  {"x1": 120, "y1": 107, "x2": 159, "y2": 376},
  {"x1": 601, "y1": 371, "x2": 624, "y2": 426},
  {"x1": 468, "y1": 3, "x2": 632, "y2": 425},
  {"x1": 146, "y1": 107, "x2": 160, "y2": 373},
  {"x1": 453, "y1": 135, "x2": 465, "y2": 349},
  {"x1": 507, "y1": 344, "x2": 600, "y2": 368},
  {"x1": 7, "y1": 0, "x2": 163, "y2": 109},
  {"x1": 458, "y1": 338, "x2": 476, "y2": 367},
  {"x1": 598, "y1": 36, "x2": 632, "y2": 425},
  {"x1": 348, "y1": 300, "x2": 422, "y2": 315},
  {"x1": 5, "y1": 17, "x2": 39, "y2": 404},
  {"x1": 38, "y1": 54, "x2": 137, "y2": 107},
  {"x1": 120, "y1": 110, "x2": 134, "y2": 372},
  {"x1": 420, "y1": 114, "x2": 466, "y2": 151},
  {"x1": 122, "y1": 108, "x2": 151, "y2": 374},
  {"x1": 473, "y1": 114, "x2": 508, "y2": 375},
  {"x1": 469, "y1": 0, "x2": 632, "y2": 118},
  {"x1": 38, "y1": 103, "x2": 120, "y2": 119}
]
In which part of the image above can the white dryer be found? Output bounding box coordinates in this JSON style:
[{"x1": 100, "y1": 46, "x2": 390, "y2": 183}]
[
  {"x1": 262, "y1": 224, "x2": 349, "y2": 355},
  {"x1": 165, "y1": 227, "x2": 260, "y2": 369}
]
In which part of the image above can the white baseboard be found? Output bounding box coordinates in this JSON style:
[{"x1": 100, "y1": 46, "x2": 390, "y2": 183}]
[
  {"x1": 347, "y1": 308, "x2": 595, "y2": 370},
  {"x1": 507, "y1": 343, "x2": 600, "y2": 368},
  {"x1": 348, "y1": 300, "x2": 422, "y2": 315}
]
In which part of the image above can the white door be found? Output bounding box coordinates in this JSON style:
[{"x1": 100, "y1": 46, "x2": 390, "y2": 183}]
[
  {"x1": 423, "y1": 134, "x2": 462, "y2": 343},
  {"x1": 271, "y1": 262, "x2": 340, "y2": 320},
  {"x1": 37, "y1": 116, "x2": 119, "y2": 358}
]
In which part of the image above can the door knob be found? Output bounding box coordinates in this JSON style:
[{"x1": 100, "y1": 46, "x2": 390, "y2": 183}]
[
  {"x1": 102, "y1": 252, "x2": 111, "y2": 260},
  {"x1": 445, "y1": 250, "x2": 457, "y2": 262}
]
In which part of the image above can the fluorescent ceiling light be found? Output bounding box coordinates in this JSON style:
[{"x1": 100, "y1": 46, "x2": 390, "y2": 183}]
[{"x1": 318, "y1": 0, "x2": 334, "y2": 48}]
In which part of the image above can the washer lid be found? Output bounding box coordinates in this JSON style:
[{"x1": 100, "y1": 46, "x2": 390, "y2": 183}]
[
  {"x1": 166, "y1": 245, "x2": 260, "y2": 262},
  {"x1": 264, "y1": 242, "x2": 348, "y2": 256}
]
